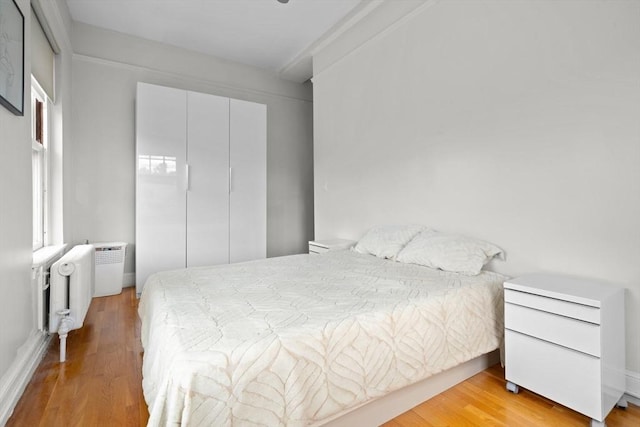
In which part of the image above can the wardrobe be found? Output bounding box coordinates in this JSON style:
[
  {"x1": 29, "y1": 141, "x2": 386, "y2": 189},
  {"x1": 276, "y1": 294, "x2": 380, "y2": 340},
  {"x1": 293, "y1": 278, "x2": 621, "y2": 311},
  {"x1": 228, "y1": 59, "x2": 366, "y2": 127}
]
[{"x1": 135, "y1": 82, "x2": 266, "y2": 293}]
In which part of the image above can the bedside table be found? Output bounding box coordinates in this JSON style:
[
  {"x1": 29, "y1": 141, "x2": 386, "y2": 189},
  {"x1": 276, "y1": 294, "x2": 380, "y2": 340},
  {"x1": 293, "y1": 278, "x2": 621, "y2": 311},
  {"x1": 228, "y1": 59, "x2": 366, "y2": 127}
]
[
  {"x1": 504, "y1": 273, "x2": 626, "y2": 427},
  {"x1": 308, "y1": 239, "x2": 355, "y2": 254}
]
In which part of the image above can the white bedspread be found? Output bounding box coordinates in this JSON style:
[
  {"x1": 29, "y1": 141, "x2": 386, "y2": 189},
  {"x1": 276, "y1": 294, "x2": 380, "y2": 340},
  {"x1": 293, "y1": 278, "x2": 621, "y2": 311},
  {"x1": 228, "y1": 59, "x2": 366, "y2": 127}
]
[{"x1": 139, "y1": 251, "x2": 506, "y2": 426}]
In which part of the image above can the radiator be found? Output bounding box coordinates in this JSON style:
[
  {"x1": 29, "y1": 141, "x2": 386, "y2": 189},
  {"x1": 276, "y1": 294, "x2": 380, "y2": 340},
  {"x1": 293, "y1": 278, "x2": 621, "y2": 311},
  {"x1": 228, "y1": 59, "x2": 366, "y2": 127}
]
[{"x1": 49, "y1": 244, "x2": 95, "y2": 362}]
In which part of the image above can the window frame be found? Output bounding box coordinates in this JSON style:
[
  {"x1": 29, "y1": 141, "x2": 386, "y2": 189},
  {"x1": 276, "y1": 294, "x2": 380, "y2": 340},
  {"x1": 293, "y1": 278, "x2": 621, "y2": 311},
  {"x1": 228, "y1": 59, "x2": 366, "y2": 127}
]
[{"x1": 31, "y1": 77, "x2": 49, "y2": 251}]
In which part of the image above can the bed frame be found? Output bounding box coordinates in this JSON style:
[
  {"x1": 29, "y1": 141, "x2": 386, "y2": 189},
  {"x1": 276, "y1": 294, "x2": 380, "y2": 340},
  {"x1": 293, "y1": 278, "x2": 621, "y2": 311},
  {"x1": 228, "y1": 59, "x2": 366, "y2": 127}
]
[{"x1": 318, "y1": 350, "x2": 500, "y2": 426}]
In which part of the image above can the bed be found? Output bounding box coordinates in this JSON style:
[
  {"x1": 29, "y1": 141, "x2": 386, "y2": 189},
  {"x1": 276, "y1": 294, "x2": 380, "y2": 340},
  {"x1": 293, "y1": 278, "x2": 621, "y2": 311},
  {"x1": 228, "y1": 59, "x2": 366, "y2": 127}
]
[{"x1": 139, "y1": 247, "x2": 506, "y2": 426}]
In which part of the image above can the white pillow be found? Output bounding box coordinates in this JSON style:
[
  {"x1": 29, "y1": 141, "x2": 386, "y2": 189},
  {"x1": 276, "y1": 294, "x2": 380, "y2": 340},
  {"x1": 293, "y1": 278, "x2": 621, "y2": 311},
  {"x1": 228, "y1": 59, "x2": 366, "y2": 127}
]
[
  {"x1": 396, "y1": 230, "x2": 504, "y2": 275},
  {"x1": 354, "y1": 225, "x2": 424, "y2": 259}
]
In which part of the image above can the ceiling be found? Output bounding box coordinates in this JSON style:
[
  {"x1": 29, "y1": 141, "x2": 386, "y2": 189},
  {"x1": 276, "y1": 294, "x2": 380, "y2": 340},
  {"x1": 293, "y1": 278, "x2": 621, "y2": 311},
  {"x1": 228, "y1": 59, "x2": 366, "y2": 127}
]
[{"x1": 65, "y1": 0, "x2": 364, "y2": 82}]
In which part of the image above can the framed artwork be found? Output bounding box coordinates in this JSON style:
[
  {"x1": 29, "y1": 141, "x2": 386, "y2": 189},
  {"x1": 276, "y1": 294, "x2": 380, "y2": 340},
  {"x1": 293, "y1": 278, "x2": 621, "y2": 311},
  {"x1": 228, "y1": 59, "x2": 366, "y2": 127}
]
[{"x1": 0, "y1": 0, "x2": 24, "y2": 116}]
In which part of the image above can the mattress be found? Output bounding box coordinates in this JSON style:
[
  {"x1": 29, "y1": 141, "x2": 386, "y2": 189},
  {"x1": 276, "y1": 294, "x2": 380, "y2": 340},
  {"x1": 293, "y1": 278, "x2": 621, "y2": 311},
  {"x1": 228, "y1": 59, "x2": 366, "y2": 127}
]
[{"x1": 139, "y1": 250, "x2": 506, "y2": 426}]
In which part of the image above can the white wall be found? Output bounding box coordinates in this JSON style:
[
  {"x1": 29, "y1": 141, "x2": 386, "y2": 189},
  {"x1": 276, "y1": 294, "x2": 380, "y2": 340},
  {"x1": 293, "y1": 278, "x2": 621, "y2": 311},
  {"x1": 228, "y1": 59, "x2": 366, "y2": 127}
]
[
  {"x1": 52, "y1": 0, "x2": 74, "y2": 247},
  {"x1": 0, "y1": 0, "x2": 32, "y2": 384},
  {"x1": 0, "y1": 0, "x2": 73, "y2": 420},
  {"x1": 313, "y1": 0, "x2": 640, "y2": 383},
  {"x1": 69, "y1": 23, "x2": 314, "y2": 277}
]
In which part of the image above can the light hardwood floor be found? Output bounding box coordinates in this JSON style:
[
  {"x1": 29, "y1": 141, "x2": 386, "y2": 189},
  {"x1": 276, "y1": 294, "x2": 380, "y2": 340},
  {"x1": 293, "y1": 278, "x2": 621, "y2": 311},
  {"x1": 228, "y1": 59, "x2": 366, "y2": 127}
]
[
  {"x1": 7, "y1": 287, "x2": 639, "y2": 426},
  {"x1": 383, "y1": 364, "x2": 639, "y2": 427}
]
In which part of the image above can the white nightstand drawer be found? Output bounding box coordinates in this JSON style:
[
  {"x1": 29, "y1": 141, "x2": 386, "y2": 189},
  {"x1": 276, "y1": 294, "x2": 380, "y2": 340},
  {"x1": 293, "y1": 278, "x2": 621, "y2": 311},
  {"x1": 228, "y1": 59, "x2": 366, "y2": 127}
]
[
  {"x1": 309, "y1": 239, "x2": 355, "y2": 255},
  {"x1": 505, "y1": 302, "x2": 600, "y2": 357},
  {"x1": 506, "y1": 329, "x2": 602, "y2": 420},
  {"x1": 504, "y1": 288, "x2": 600, "y2": 324},
  {"x1": 309, "y1": 245, "x2": 328, "y2": 254},
  {"x1": 504, "y1": 274, "x2": 625, "y2": 425}
]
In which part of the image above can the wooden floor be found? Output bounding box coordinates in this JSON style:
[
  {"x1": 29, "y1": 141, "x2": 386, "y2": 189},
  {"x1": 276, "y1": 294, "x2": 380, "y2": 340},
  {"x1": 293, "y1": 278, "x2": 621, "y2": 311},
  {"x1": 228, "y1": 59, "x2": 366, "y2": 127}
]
[
  {"x1": 384, "y1": 365, "x2": 640, "y2": 427},
  {"x1": 7, "y1": 287, "x2": 640, "y2": 427},
  {"x1": 7, "y1": 287, "x2": 148, "y2": 427}
]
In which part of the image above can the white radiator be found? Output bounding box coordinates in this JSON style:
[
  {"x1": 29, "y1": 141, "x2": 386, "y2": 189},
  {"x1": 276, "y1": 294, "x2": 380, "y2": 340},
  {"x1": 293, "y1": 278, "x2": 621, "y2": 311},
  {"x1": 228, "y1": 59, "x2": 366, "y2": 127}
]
[{"x1": 49, "y1": 244, "x2": 95, "y2": 362}]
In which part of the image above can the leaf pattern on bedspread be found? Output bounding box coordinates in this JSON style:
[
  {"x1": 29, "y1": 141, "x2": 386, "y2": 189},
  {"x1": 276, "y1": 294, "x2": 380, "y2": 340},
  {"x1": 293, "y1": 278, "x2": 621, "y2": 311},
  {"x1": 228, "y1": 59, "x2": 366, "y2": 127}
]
[{"x1": 139, "y1": 251, "x2": 505, "y2": 426}]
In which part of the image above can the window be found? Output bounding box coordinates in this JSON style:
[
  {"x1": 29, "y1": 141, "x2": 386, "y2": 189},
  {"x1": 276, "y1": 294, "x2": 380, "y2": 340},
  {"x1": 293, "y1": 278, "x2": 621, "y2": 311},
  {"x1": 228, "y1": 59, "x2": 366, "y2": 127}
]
[{"x1": 32, "y1": 77, "x2": 48, "y2": 250}]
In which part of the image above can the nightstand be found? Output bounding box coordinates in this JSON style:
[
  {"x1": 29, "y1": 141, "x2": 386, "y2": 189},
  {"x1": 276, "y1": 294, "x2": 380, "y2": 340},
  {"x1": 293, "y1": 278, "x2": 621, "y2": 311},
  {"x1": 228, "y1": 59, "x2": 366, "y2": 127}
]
[
  {"x1": 504, "y1": 273, "x2": 626, "y2": 427},
  {"x1": 308, "y1": 239, "x2": 355, "y2": 254}
]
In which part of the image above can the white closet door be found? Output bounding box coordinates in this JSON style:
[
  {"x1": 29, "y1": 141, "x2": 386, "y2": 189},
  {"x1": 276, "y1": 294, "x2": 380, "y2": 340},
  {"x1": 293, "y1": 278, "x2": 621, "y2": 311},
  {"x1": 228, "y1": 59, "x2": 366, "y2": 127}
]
[
  {"x1": 135, "y1": 83, "x2": 187, "y2": 293},
  {"x1": 186, "y1": 92, "x2": 230, "y2": 267},
  {"x1": 229, "y1": 99, "x2": 267, "y2": 263}
]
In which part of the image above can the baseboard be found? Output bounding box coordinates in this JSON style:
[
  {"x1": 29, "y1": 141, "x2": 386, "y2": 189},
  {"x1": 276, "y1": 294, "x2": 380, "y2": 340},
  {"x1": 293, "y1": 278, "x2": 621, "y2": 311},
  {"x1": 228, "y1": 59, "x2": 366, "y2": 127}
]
[
  {"x1": 123, "y1": 272, "x2": 135, "y2": 288},
  {"x1": 626, "y1": 369, "x2": 640, "y2": 405},
  {"x1": 0, "y1": 330, "x2": 51, "y2": 425}
]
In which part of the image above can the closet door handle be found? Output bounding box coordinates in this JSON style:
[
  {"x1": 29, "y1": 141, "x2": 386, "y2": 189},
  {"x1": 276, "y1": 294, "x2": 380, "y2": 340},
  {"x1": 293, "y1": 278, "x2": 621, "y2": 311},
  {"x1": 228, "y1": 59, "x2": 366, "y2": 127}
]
[
  {"x1": 229, "y1": 167, "x2": 233, "y2": 194},
  {"x1": 185, "y1": 164, "x2": 191, "y2": 191}
]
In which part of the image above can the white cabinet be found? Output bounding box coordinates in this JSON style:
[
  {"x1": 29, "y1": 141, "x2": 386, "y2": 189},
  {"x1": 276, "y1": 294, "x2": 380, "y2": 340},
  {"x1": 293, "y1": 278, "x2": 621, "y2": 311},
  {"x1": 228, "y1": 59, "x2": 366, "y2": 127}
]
[
  {"x1": 504, "y1": 274, "x2": 626, "y2": 426},
  {"x1": 135, "y1": 84, "x2": 187, "y2": 291},
  {"x1": 136, "y1": 83, "x2": 266, "y2": 293},
  {"x1": 186, "y1": 91, "x2": 230, "y2": 268}
]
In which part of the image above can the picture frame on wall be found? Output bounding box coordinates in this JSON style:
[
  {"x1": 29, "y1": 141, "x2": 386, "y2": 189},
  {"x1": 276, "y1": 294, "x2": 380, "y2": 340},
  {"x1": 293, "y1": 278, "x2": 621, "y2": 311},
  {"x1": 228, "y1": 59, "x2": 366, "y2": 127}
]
[{"x1": 0, "y1": 0, "x2": 24, "y2": 116}]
